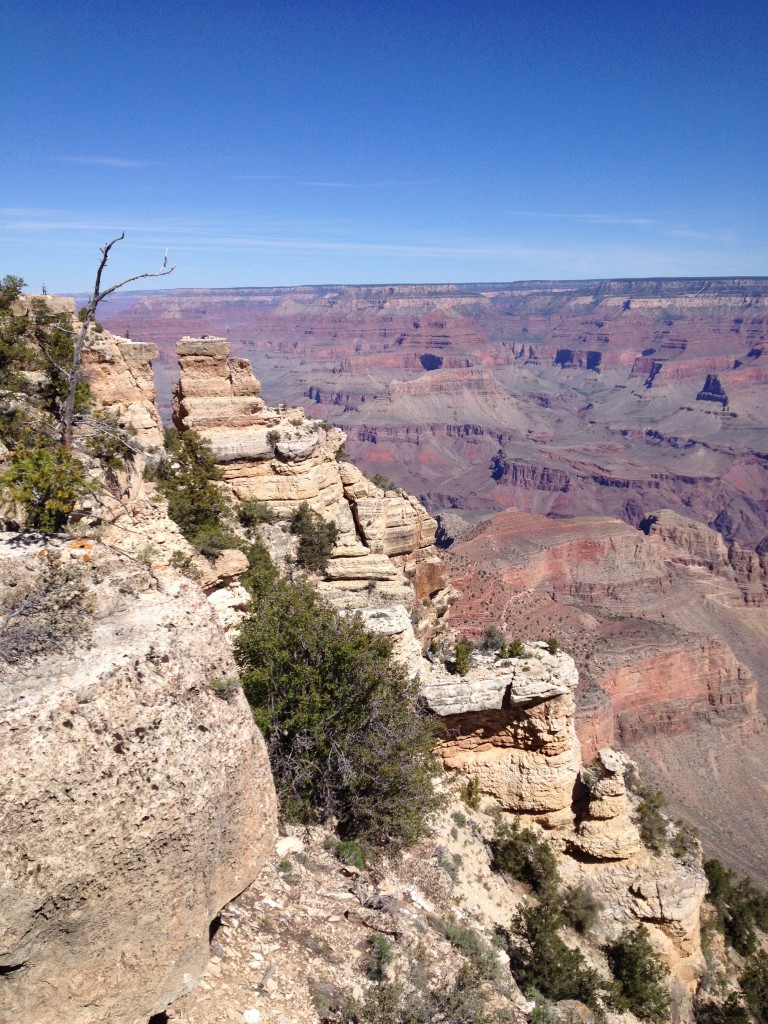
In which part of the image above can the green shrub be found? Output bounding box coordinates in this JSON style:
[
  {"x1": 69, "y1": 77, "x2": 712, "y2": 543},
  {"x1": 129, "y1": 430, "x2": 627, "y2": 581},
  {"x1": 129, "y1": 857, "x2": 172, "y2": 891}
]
[
  {"x1": 451, "y1": 637, "x2": 473, "y2": 677},
  {"x1": 561, "y1": 882, "x2": 601, "y2": 934},
  {"x1": 546, "y1": 636, "x2": 559, "y2": 655},
  {"x1": 441, "y1": 919, "x2": 499, "y2": 982},
  {"x1": 492, "y1": 818, "x2": 560, "y2": 896},
  {"x1": 704, "y1": 858, "x2": 768, "y2": 957},
  {"x1": 325, "y1": 838, "x2": 366, "y2": 871},
  {"x1": 289, "y1": 501, "x2": 339, "y2": 572},
  {"x1": 507, "y1": 904, "x2": 602, "y2": 1008},
  {"x1": 150, "y1": 429, "x2": 239, "y2": 555},
  {"x1": 605, "y1": 926, "x2": 670, "y2": 1023},
  {"x1": 694, "y1": 994, "x2": 751, "y2": 1024},
  {"x1": 461, "y1": 776, "x2": 482, "y2": 810},
  {"x1": 506, "y1": 637, "x2": 526, "y2": 658},
  {"x1": 0, "y1": 441, "x2": 90, "y2": 533},
  {"x1": 740, "y1": 950, "x2": 768, "y2": 1024},
  {"x1": 235, "y1": 568, "x2": 441, "y2": 849},
  {"x1": 480, "y1": 626, "x2": 505, "y2": 652},
  {"x1": 238, "y1": 499, "x2": 278, "y2": 528},
  {"x1": 672, "y1": 820, "x2": 700, "y2": 862},
  {"x1": 634, "y1": 788, "x2": 668, "y2": 855},
  {"x1": 365, "y1": 933, "x2": 393, "y2": 981}
]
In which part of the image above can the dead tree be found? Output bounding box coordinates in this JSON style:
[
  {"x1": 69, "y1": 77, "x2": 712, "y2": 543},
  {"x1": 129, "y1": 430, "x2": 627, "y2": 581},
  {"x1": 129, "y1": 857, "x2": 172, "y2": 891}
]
[{"x1": 60, "y1": 233, "x2": 174, "y2": 447}]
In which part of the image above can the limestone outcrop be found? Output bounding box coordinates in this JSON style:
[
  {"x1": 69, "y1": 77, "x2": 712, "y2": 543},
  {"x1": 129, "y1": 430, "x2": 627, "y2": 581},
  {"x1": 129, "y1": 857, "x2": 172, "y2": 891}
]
[
  {"x1": 0, "y1": 537, "x2": 277, "y2": 1024},
  {"x1": 571, "y1": 748, "x2": 642, "y2": 860},
  {"x1": 430, "y1": 644, "x2": 582, "y2": 823},
  {"x1": 171, "y1": 336, "x2": 452, "y2": 615}
]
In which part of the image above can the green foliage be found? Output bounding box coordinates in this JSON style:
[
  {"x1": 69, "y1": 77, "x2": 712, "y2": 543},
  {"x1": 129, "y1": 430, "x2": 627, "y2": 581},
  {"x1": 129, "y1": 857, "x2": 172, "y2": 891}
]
[
  {"x1": 235, "y1": 567, "x2": 441, "y2": 849},
  {"x1": 365, "y1": 933, "x2": 394, "y2": 981},
  {"x1": 82, "y1": 409, "x2": 135, "y2": 471},
  {"x1": 740, "y1": 950, "x2": 768, "y2": 1024},
  {"x1": 150, "y1": 428, "x2": 239, "y2": 555},
  {"x1": 492, "y1": 818, "x2": 560, "y2": 896},
  {"x1": 278, "y1": 858, "x2": 293, "y2": 874},
  {"x1": 324, "y1": 837, "x2": 367, "y2": 871},
  {"x1": 546, "y1": 636, "x2": 559, "y2": 655},
  {"x1": 503, "y1": 637, "x2": 526, "y2": 659},
  {"x1": 209, "y1": 677, "x2": 240, "y2": 701},
  {"x1": 704, "y1": 858, "x2": 768, "y2": 956},
  {"x1": 694, "y1": 994, "x2": 751, "y2": 1024},
  {"x1": 507, "y1": 904, "x2": 602, "y2": 1008},
  {"x1": 605, "y1": 927, "x2": 670, "y2": 1022},
  {"x1": 0, "y1": 440, "x2": 90, "y2": 533},
  {"x1": 0, "y1": 551, "x2": 94, "y2": 664},
  {"x1": 451, "y1": 637, "x2": 473, "y2": 677},
  {"x1": 0, "y1": 275, "x2": 34, "y2": 386},
  {"x1": 169, "y1": 548, "x2": 202, "y2": 580},
  {"x1": 480, "y1": 625, "x2": 505, "y2": 652},
  {"x1": 289, "y1": 501, "x2": 339, "y2": 572},
  {"x1": 561, "y1": 882, "x2": 601, "y2": 934},
  {"x1": 441, "y1": 919, "x2": 499, "y2": 982},
  {"x1": 372, "y1": 473, "x2": 395, "y2": 490},
  {"x1": 238, "y1": 498, "x2": 278, "y2": 528},
  {"x1": 634, "y1": 787, "x2": 668, "y2": 855},
  {"x1": 672, "y1": 820, "x2": 700, "y2": 863},
  {"x1": 461, "y1": 775, "x2": 482, "y2": 810},
  {"x1": 334, "y1": 442, "x2": 348, "y2": 462}
]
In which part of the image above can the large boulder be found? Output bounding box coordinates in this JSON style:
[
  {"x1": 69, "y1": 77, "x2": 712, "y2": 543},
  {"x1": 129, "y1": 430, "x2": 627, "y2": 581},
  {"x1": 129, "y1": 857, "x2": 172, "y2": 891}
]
[{"x1": 0, "y1": 539, "x2": 277, "y2": 1024}]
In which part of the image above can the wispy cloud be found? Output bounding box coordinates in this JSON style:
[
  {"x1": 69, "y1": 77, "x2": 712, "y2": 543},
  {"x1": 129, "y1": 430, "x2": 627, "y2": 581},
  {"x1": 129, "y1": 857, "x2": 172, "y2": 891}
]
[
  {"x1": 507, "y1": 210, "x2": 656, "y2": 226},
  {"x1": 55, "y1": 156, "x2": 157, "y2": 169}
]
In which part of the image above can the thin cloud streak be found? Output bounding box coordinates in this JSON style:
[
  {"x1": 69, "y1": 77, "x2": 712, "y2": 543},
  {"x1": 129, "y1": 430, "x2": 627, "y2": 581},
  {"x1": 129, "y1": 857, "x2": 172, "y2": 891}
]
[
  {"x1": 55, "y1": 156, "x2": 158, "y2": 169},
  {"x1": 507, "y1": 210, "x2": 657, "y2": 226}
]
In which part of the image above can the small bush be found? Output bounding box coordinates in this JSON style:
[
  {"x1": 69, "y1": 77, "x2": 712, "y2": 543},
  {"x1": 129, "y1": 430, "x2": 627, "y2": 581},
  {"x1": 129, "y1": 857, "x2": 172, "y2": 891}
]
[
  {"x1": 290, "y1": 501, "x2": 339, "y2": 572},
  {"x1": 506, "y1": 637, "x2": 526, "y2": 658},
  {"x1": 365, "y1": 933, "x2": 393, "y2": 981},
  {"x1": 0, "y1": 441, "x2": 90, "y2": 533},
  {"x1": 461, "y1": 776, "x2": 482, "y2": 810},
  {"x1": 605, "y1": 926, "x2": 670, "y2": 1023},
  {"x1": 507, "y1": 904, "x2": 602, "y2": 1008},
  {"x1": 169, "y1": 548, "x2": 202, "y2": 581},
  {"x1": 704, "y1": 858, "x2": 768, "y2": 957},
  {"x1": 634, "y1": 787, "x2": 668, "y2": 855},
  {"x1": 672, "y1": 820, "x2": 700, "y2": 863},
  {"x1": 492, "y1": 818, "x2": 560, "y2": 896},
  {"x1": 279, "y1": 858, "x2": 293, "y2": 874},
  {"x1": 442, "y1": 919, "x2": 499, "y2": 982},
  {"x1": 238, "y1": 499, "x2": 278, "y2": 528},
  {"x1": 0, "y1": 551, "x2": 94, "y2": 664},
  {"x1": 546, "y1": 636, "x2": 559, "y2": 655},
  {"x1": 561, "y1": 882, "x2": 601, "y2": 934},
  {"x1": 451, "y1": 637, "x2": 473, "y2": 677},
  {"x1": 479, "y1": 626, "x2": 505, "y2": 652}
]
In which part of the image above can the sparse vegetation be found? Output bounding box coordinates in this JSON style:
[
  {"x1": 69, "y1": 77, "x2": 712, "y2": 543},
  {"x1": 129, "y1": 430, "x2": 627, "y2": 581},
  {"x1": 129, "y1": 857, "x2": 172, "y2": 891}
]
[
  {"x1": 634, "y1": 786, "x2": 668, "y2": 855},
  {"x1": 546, "y1": 636, "x2": 558, "y2": 655},
  {"x1": 0, "y1": 551, "x2": 94, "y2": 664},
  {"x1": 739, "y1": 949, "x2": 768, "y2": 1024},
  {"x1": 561, "y1": 882, "x2": 601, "y2": 934},
  {"x1": 441, "y1": 919, "x2": 499, "y2": 982},
  {"x1": 365, "y1": 933, "x2": 393, "y2": 981},
  {"x1": 1, "y1": 442, "x2": 90, "y2": 533},
  {"x1": 461, "y1": 776, "x2": 482, "y2": 809}
]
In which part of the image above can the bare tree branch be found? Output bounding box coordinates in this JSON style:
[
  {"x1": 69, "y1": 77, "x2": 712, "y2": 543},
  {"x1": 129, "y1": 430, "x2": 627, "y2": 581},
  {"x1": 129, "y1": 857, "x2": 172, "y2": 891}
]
[{"x1": 60, "y1": 234, "x2": 174, "y2": 447}]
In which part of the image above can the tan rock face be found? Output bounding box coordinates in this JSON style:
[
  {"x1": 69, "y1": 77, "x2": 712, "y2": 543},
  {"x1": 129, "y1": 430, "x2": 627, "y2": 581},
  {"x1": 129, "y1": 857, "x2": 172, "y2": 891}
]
[
  {"x1": 81, "y1": 333, "x2": 164, "y2": 448},
  {"x1": 570, "y1": 748, "x2": 642, "y2": 860},
  {"x1": 0, "y1": 541, "x2": 277, "y2": 1024},
  {"x1": 431, "y1": 646, "x2": 582, "y2": 819}
]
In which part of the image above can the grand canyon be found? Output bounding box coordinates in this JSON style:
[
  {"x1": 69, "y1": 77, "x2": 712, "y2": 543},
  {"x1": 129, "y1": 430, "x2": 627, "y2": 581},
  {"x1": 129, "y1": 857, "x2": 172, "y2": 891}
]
[{"x1": 99, "y1": 278, "x2": 768, "y2": 886}]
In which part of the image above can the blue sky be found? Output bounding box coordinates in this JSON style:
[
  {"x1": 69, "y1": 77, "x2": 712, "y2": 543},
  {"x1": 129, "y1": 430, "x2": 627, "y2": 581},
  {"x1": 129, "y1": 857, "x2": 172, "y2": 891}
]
[{"x1": 2, "y1": 0, "x2": 767, "y2": 290}]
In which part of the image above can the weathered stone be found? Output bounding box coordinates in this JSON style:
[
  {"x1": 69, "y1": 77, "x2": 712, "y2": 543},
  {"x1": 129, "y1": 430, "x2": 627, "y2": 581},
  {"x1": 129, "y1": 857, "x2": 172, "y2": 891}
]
[{"x1": 0, "y1": 542, "x2": 277, "y2": 1024}]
